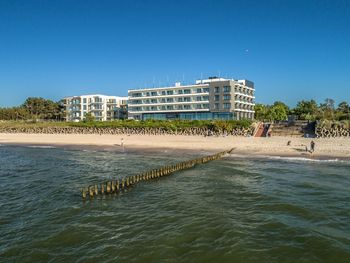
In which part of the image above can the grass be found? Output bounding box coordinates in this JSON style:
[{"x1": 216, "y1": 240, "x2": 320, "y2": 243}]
[{"x1": 0, "y1": 119, "x2": 253, "y2": 132}]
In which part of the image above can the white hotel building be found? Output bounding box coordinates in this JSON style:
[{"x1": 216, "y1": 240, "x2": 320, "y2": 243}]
[
  {"x1": 63, "y1": 94, "x2": 128, "y2": 121},
  {"x1": 128, "y1": 77, "x2": 255, "y2": 120}
]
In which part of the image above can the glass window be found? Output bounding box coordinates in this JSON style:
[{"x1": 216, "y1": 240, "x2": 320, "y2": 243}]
[
  {"x1": 203, "y1": 104, "x2": 209, "y2": 109},
  {"x1": 215, "y1": 87, "x2": 220, "y2": 93},
  {"x1": 83, "y1": 98, "x2": 87, "y2": 103},
  {"x1": 162, "y1": 91, "x2": 166, "y2": 95},
  {"x1": 223, "y1": 94, "x2": 231, "y2": 100},
  {"x1": 196, "y1": 88, "x2": 202, "y2": 93},
  {"x1": 184, "y1": 89, "x2": 191, "y2": 94},
  {"x1": 83, "y1": 105, "x2": 86, "y2": 110},
  {"x1": 214, "y1": 103, "x2": 219, "y2": 109},
  {"x1": 223, "y1": 86, "x2": 231, "y2": 92},
  {"x1": 223, "y1": 103, "x2": 231, "y2": 109},
  {"x1": 151, "y1": 92, "x2": 157, "y2": 96},
  {"x1": 184, "y1": 97, "x2": 191, "y2": 102},
  {"x1": 167, "y1": 90, "x2": 173, "y2": 95},
  {"x1": 203, "y1": 88, "x2": 210, "y2": 93},
  {"x1": 214, "y1": 95, "x2": 220, "y2": 101},
  {"x1": 178, "y1": 97, "x2": 183, "y2": 102},
  {"x1": 178, "y1": 90, "x2": 183, "y2": 94},
  {"x1": 167, "y1": 98, "x2": 174, "y2": 102},
  {"x1": 196, "y1": 96, "x2": 202, "y2": 101}
]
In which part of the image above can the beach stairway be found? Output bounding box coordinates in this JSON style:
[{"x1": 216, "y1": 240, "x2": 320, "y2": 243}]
[
  {"x1": 270, "y1": 121, "x2": 316, "y2": 137},
  {"x1": 254, "y1": 123, "x2": 269, "y2": 137}
]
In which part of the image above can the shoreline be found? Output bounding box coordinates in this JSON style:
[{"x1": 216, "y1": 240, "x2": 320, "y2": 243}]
[{"x1": 1, "y1": 133, "x2": 350, "y2": 161}]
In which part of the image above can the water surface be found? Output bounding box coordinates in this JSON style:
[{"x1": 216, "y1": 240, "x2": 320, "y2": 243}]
[{"x1": 0, "y1": 145, "x2": 349, "y2": 262}]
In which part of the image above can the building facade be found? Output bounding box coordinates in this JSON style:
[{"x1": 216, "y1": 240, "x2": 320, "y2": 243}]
[
  {"x1": 63, "y1": 94, "x2": 128, "y2": 121},
  {"x1": 128, "y1": 77, "x2": 255, "y2": 120}
]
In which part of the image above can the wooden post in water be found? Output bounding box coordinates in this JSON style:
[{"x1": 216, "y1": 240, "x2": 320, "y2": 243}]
[{"x1": 81, "y1": 149, "x2": 233, "y2": 199}]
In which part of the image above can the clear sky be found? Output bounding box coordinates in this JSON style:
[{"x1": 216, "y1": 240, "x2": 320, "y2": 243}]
[{"x1": 0, "y1": 0, "x2": 349, "y2": 107}]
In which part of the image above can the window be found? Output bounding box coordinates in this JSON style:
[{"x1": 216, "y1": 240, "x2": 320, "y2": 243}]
[
  {"x1": 184, "y1": 89, "x2": 191, "y2": 94},
  {"x1": 203, "y1": 104, "x2": 209, "y2": 109},
  {"x1": 215, "y1": 87, "x2": 220, "y2": 93},
  {"x1": 178, "y1": 105, "x2": 183, "y2": 110},
  {"x1": 203, "y1": 88, "x2": 210, "y2": 93},
  {"x1": 161, "y1": 98, "x2": 166, "y2": 103},
  {"x1": 178, "y1": 90, "x2": 183, "y2": 94},
  {"x1": 167, "y1": 105, "x2": 174, "y2": 110},
  {"x1": 202, "y1": 96, "x2": 209, "y2": 101},
  {"x1": 167, "y1": 90, "x2": 173, "y2": 95},
  {"x1": 184, "y1": 97, "x2": 191, "y2": 102},
  {"x1": 214, "y1": 103, "x2": 219, "y2": 109},
  {"x1": 83, "y1": 98, "x2": 87, "y2": 103},
  {"x1": 146, "y1": 92, "x2": 150, "y2": 96},
  {"x1": 83, "y1": 105, "x2": 87, "y2": 110},
  {"x1": 223, "y1": 86, "x2": 231, "y2": 92},
  {"x1": 151, "y1": 106, "x2": 157, "y2": 110},
  {"x1": 196, "y1": 88, "x2": 202, "y2": 93},
  {"x1": 223, "y1": 94, "x2": 231, "y2": 100},
  {"x1": 214, "y1": 95, "x2": 220, "y2": 101},
  {"x1": 223, "y1": 103, "x2": 231, "y2": 109},
  {"x1": 132, "y1": 93, "x2": 142, "y2": 97},
  {"x1": 178, "y1": 97, "x2": 183, "y2": 102},
  {"x1": 161, "y1": 106, "x2": 166, "y2": 110},
  {"x1": 162, "y1": 91, "x2": 166, "y2": 95},
  {"x1": 167, "y1": 98, "x2": 174, "y2": 102},
  {"x1": 184, "y1": 105, "x2": 191, "y2": 109},
  {"x1": 196, "y1": 104, "x2": 202, "y2": 109},
  {"x1": 151, "y1": 92, "x2": 157, "y2": 96},
  {"x1": 196, "y1": 96, "x2": 202, "y2": 101},
  {"x1": 151, "y1": 99, "x2": 157, "y2": 103}
]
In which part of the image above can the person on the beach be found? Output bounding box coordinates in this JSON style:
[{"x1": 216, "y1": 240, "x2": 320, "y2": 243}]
[
  {"x1": 310, "y1": 140, "x2": 315, "y2": 153},
  {"x1": 121, "y1": 138, "x2": 124, "y2": 147}
]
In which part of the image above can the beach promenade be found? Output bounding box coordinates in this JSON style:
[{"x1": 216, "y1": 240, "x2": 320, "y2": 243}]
[{"x1": 1, "y1": 133, "x2": 349, "y2": 159}]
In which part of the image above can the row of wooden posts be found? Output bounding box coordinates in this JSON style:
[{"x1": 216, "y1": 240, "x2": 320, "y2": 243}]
[{"x1": 81, "y1": 148, "x2": 234, "y2": 200}]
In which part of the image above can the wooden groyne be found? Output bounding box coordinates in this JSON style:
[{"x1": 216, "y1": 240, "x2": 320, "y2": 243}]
[{"x1": 81, "y1": 148, "x2": 234, "y2": 200}]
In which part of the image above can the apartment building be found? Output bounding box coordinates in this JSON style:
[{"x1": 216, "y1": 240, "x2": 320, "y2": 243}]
[
  {"x1": 128, "y1": 77, "x2": 255, "y2": 120},
  {"x1": 63, "y1": 94, "x2": 128, "y2": 121}
]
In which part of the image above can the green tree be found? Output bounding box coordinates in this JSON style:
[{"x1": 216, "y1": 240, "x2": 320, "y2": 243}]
[
  {"x1": 84, "y1": 112, "x2": 95, "y2": 122},
  {"x1": 337, "y1": 101, "x2": 349, "y2": 114},
  {"x1": 319, "y1": 98, "x2": 336, "y2": 120},
  {"x1": 294, "y1": 100, "x2": 319, "y2": 120},
  {"x1": 267, "y1": 104, "x2": 288, "y2": 121},
  {"x1": 254, "y1": 104, "x2": 269, "y2": 121},
  {"x1": 273, "y1": 101, "x2": 290, "y2": 115},
  {"x1": 22, "y1": 97, "x2": 61, "y2": 120}
]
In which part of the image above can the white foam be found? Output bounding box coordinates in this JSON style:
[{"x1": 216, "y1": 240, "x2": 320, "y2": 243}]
[
  {"x1": 27, "y1": 145, "x2": 57, "y2": 149},
  {"x1": 227, "y1": 153, "x2": 348, "y2": 164}
]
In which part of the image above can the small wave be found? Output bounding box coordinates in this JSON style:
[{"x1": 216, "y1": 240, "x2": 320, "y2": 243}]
[
  {"x1": 227, "y1": 153, "x2": 348, "y2": 164},
  {"x1": 27, "y1": 145, "x2": 57, "y2": 149},
  {"x1": 266, "y1": 156, "x2": 347, "y2": 163}
]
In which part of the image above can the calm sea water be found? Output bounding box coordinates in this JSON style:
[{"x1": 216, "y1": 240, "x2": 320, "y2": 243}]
[{"x1": 0, "y1": 145, "x2": 349, "y2": 263}]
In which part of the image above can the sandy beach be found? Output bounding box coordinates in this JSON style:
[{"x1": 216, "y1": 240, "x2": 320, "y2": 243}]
[{"x1": 1, "y1": 133, "x2": 350, "y2": 159}]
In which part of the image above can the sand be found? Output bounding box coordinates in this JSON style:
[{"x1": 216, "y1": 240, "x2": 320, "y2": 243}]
[{"x1": 1, "y1": 133, "x2": 350, "y2": 160}]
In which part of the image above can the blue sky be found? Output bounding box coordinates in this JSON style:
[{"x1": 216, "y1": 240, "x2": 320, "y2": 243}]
[{"x1": 0, "y1": 0, "x2": 349, "y2": 107}]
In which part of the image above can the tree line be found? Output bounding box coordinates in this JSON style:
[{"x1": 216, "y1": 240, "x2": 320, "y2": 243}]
[
  {"x1": 0, "y1": 97, "x2": 64, "y2": 121},
  {"x1": 254, "y1": 99, "x2": 350, "y2": 122}
]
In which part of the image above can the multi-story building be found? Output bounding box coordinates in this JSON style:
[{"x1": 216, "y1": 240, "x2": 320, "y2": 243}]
[
  {"x1": 128, "y1": 77, "x2": 255, "y2": 120},
  {"x1": 63, "y1": 94, "x2": 128, "y2": 121}
]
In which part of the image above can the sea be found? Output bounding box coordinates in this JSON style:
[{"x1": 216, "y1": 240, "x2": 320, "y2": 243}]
[{"x1": 0, "y1": 145, "x2": 349, "y2": 263}]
